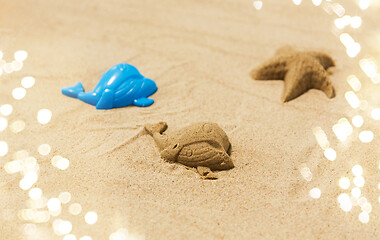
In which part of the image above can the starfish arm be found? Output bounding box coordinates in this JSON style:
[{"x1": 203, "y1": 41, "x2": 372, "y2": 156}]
[
  {"x1": 250, "y1": 56, "x2": 289, "y2": 80},
  {"x1": 275, "y1": 45, "x2": 296, "y2": 56},
  {"x1": 282, "y1": 58, "x2": 331, "y2": 102},
  {"x1": 282, "y1": 61, "x2": 311, "y2": 102},
  {"x1": 311, "y1": 72, "x2": 335, "y2": 99},
  {"x1": 307, "y1": 52, "x2": 335, "y2": 70}
]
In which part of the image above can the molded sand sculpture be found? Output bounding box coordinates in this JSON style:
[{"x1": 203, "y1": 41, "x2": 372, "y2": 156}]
[
  {"x1": 251, "y1": 46, "x2": 335, "y2": 102},
  {"x1": 145, "y1": 122, "x2": 234, "y2": 179}
]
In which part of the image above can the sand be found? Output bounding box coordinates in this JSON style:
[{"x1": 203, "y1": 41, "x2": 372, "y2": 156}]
[{"x1": 0, "y1": 0, "x2": 379, "y2": 239}]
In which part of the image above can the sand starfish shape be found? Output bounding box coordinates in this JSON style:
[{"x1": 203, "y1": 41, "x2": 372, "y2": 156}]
[{"x1": 250, "y1": 47, "x2": 336, "y2": 102}]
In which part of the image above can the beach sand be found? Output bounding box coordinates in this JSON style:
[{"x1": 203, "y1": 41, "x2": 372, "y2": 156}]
[{"x1": 0, "y1": 0, "x2": 379, "y2": 239}]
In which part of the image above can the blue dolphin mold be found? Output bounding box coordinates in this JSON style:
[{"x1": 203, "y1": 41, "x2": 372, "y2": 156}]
[{"x1": 61, "y1": 63, "x2": 157, "y2": 110}]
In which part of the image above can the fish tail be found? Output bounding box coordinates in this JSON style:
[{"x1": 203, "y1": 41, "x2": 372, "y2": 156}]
[{"x1": 144, "y1": 122, "x2": 168, "y2": 136}]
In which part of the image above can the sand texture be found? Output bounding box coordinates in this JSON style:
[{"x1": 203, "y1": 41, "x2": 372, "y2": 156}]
[{"x1": 0, "y1": 0, "x2": 379, "y2": 239}]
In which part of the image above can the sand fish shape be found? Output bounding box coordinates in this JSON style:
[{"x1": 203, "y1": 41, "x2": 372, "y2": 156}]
[
  {"x1": 62, "y1": 63, "x2": 157, "y2": 110},
  {"x1": 251, "y1": 47, "x2": 335, "y2": 102},
  {"x1": 145, "y1": 122, "x2": 234, "y2": 179}
]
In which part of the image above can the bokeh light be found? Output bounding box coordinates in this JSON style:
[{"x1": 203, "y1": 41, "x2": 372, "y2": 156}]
[
  {"x1": 358, "y1": 197, "x2": 367, "y2": 207},
  {"x1": 309, "y1": 188, "x2": 321, "y2": 199},
  {"x1": 21, "y1": 76, "x2": 35, "y2": 89},
  {"x1": 334, "y1": 18, "x2": 345, "y2": 29},
  {"x1": 358, "y1": 212, "x2": 369, "y2": 223},
  {"x1": 346, "y1": 75, "x2": 361, "y2": 91},
  {"x1": 358, "y1": 0, "x2": 370, "y2": 10},
  {"x1": 109, "y1": 228, "x2": 129, "y2": 240},
  {"x1": 19, "y1": 172, "x2": 38, "y2": 190},
  {"x1": 80, "y1": 236, "x2": 93, "y2": 240},
  {"x1": 63, "y1": 234, "x2": 77, "y2": 240},
  {"x1": 69, "y1": 203, "x2": 82, "y2": 215},
  {"x1": 38, "y1": 144, "x2": 51, "y2": 156},
  {"x1": 345, "y1": 91, "x2": 360, "y2": 108},
  {"x1": 19, "y1": 209, "x2": 50, "y2": 223},
  {"x1": 253, "y1": 0, "x2": 263, "y2": 10},
  {"x1": 85, "y1": 211, "x2": 98, "y2": 225},
  {"x1": 359, "y1": 58, "x2": 377, "y2": 78},
  {"x1": 353, "y1": 176, "x2": 365, "y2": 187},
  {"x1": 339, "y1": 177, "x2": 350, "y2": 189},
  {"x1": 56, "y1": 157, "x2": 70, "y2": 170},
  {"x1": 12, "y1": 87, "x2": 26, "y2": 100},
  {"x1": 0, "y1": 117, "x2": 8, "y2": 131},
  {"x1": 323, "y1": 148, "x2": 336, "y2": 161},
  {"x1": 346, "y1": 43, "x2": 361, "y2": 58},
  {"x1": 13, "y1": 149, "x2": 29, "y2": 159},
  {"x1": 332, "y1": 3, "x2": 345, "y2": 17},
  {"x1": 352, "y1": 165, "x2": 363, "y2": 176},
  {"x1": 23, "y1": 224, "x2": 37, "y2": 235},
  {"x1": 14, "y1": 50, "x2": 28, "y2": 61},
  {"x1": 351, "y1": 187, "x2": 361, "y2": 198},
  {"x1": 58, "y1": 220, "x2": 73, "y2": 235},
  {"x1": 292, "y1": 0, "x2": 302, "y2": 6},
  {"x1": 338, "y1": 193, "x2": 350, "y2": 204},
  {"x1": 359, "y1": 130, "x2": 374, "y2": 143},
  {"x1": 332, "y1": 118, "x2": 353, "y2": 142},
  {"x1": 0, "y1": 104, "x2": 13, "y2": 116},
  {"x1": 312, "y1": 0, "x2": 322, "y2": 6},
  {"x1": 29, "y1": 188, "x2": 42, "y2": 200},
  {"x1": 47, "y1": 198, "x2": 61, "y2": 212},
  {"x1": 4, "y1": 160, "x2": 22, "y2": 174},
  {"x1": 371, "y1": 108, "x2": 380, "y2": 120},
  {"x1": 300, "y1": 167, "x2": 312, "y2": 181},
  {"x1": 350, "y1": 16, "x2": 362, "y2": 28},
  {"x1": 10, "y1": 120, "x2": 26, "y2": 133},
  {"x1": 351, "y1": 115, "x2": 364, "y2": 127},
  {"x1": 340, "y1": 200, "x2": 352, "y2": 212},
  {"x1": 0, "y1": 141, "x2": 9, "y2": 156},
  {"x1": 37, "y1": 109, "x2": 52, "y2": 124},
  {"x1": 4, "y1": 62, "x2": 13, "y2": 73},
  {"x1": 59, "y1": 192, "x2": 71, "y2": 204},
  {"x1": 361, "y1": 203, "x2": 372, "y2": 213},
  {"x1": 340, "y1": 33, "x2": 354, "y2": 47},
  {"x1": 313, "y1": 127, "x2": 330, "y2": 150},
  {"x1": 12, "y1": 61, "x2": 23, "y2": 71}
]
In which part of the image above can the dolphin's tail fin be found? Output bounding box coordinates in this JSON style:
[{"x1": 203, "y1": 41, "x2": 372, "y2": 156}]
[
  {"x1": 77, "y1": 91, "x2": 100, "y2": 107},
  {"x1": 62, "y1": 82, "x2": 84, "y2": 99},
  {"x1": 144, "y1": 122, "x2": 168, "y2": 136}
]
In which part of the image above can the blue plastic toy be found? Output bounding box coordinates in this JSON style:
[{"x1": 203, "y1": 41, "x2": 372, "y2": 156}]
[{"x1": 61, "y1": 63, "x2": 157, "y2": 110}]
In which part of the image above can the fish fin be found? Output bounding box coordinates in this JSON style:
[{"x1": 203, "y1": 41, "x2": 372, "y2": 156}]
[
  {"x1": 133, "y1": 98, "x2": 154, "y2": 107},
  {"x1": 96, "y1": 89, "x2": 114, "y2": 110},
  {"x1": 197, "y1": 166, "x2": 218, "y2": 180},
  {"x1": 61, "y1": 82, "x2": 84, "y2": 98},
  {"x1": 161, "y1": 143, "x2": 182, "y2": 162}
]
